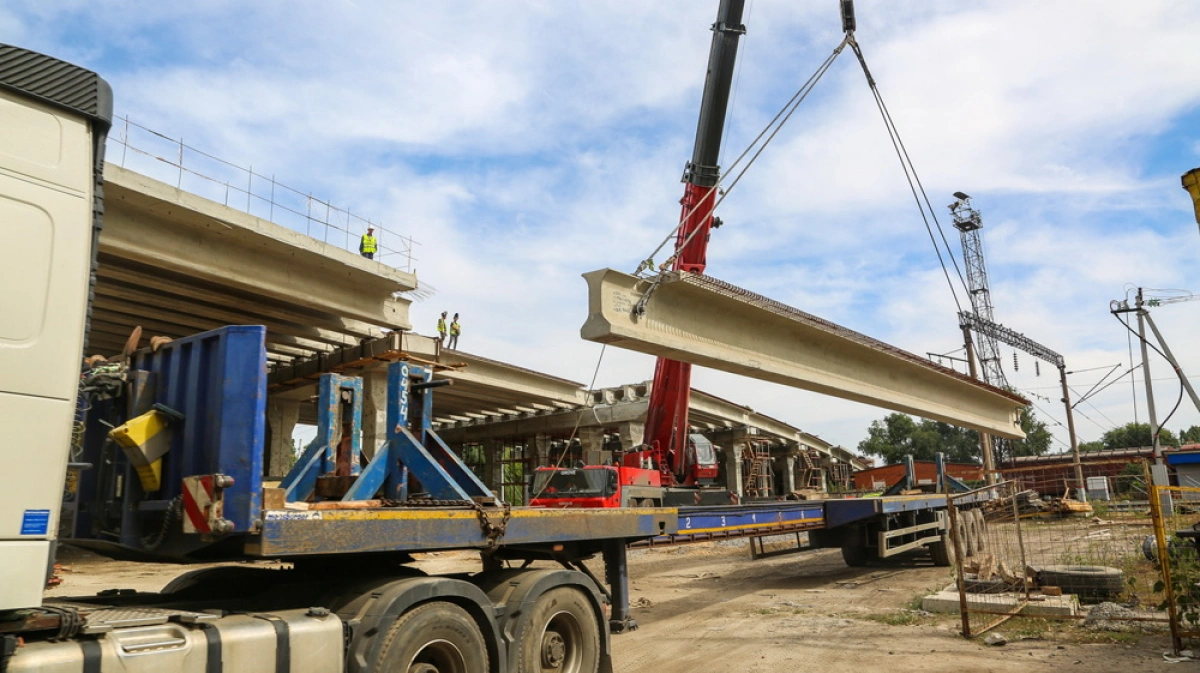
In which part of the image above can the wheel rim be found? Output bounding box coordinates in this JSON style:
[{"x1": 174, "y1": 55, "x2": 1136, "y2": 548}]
[
  {"x1": 408, "y1": 639, "x2": 467, "y2": 673},
  {"x1": 540, "y1": 610, "x2": 584, "y2": 673}
]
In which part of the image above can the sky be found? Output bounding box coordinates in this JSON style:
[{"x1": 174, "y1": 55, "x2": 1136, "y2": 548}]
[{"x1": 6, "y1": 0, "x2": 1200, "y2": 456}]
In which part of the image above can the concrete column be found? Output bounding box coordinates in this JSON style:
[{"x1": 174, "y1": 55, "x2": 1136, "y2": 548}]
[
  {"x1": 483, "y1": 440, "x2": 504, "y2": 493},
  {"x1": 783, "y1": 454, "x2": 797, "y2": 494},
  {"x1": 617, "y1": 422, "x2": 645, "y2": 451},
  {"x1": 725, "y1": 436, "x2": 746, "y2": 500},
  {"x1": 266, "y1": 398, "x2": 301, "y2": 477},
  {"x1": 576, "y1": 427, "x2": 605, "y2": 455},
  {"x1": 361, "y1": 368, "x2": 388, "y2": 459},
  {"x1": 533, "y1": 433, "x2": 552, "y2": 468}
]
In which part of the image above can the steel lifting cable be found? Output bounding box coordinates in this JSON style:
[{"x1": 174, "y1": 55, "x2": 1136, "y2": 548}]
[
  {"x1": 526, "y1": 342, "x2": 611, "y2": 504},
  {"x1": 847, "y1": 38, "x2": 969, "y2": 313},
  {"x1": 636, "y1": 36, "x2": 851, "y2": 278}
]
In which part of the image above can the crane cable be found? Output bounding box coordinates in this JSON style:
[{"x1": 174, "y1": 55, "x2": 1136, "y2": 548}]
[
  {"x1": 635, "y1": 36, "x2": 851, "y2": 280},
  {"x1": 847, "y1": 37, "x2": 969, "y2": 313},
  {"x1": 634, "y1": 37, "x2": 851, "y2": 317}
]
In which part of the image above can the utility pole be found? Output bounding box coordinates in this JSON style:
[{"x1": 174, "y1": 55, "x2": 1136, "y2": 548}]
[
  {"x1": 1111, "y1": 287, "x2": 1200, "y2": 468},
  {"x1": 1134, "y1": 289, "x2": 1163, "y2": 465},
  {"x1": 959, "y1": 313, "x2": 1085, "y2": 499},
  {"x1": 961, "y1": 326, "x2": 997, "y2": 484}
]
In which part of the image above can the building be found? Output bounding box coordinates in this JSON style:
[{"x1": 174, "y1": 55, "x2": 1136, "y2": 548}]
[{"x1": 852, "y1": 461, "x2": 983, "y2": 491}]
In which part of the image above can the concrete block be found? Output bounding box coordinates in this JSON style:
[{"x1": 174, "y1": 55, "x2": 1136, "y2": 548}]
[{"x1": 922, "y1": 588, "x2": 1079, "y2": 617}]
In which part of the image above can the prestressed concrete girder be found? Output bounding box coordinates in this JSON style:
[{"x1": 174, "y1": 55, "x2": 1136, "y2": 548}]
[
  {"x1": 582, "y1": 269, "x2": 1027, "y2": 439},
  {"x1": 96, "y1": 259, "x2": 381, "y2": 340},
  {"x1": 102, "y1": 164, "x2": 414, "y2": 330},
  {"x1": 92, "y1": 280, "x2": 357, "y2": 349},
  {"x1": 436, "y1": 352, "x2": 586, "y2": 408},
  {"x1": 436, "y1": 401, "x2": 650, "y2": 444},
  {"x1": 90, "y1": 298, "x2": 328, "y2": 356}
]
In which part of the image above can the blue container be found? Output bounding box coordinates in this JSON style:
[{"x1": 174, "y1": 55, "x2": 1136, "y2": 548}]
[{"x1": 134, "y1": 325, "x2": 267, "y2": 533}]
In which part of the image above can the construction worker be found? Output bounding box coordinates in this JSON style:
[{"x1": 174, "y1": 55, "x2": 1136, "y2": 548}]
[
  {"x1": 448, "y1": 313, "x2": 461, "y2": 349},
  {"x1": 359, "y1": 227, "x2": 378, "y2": 259},
  {"x1": 437, "y1": 311, "x2": 448, "y2": 346}
]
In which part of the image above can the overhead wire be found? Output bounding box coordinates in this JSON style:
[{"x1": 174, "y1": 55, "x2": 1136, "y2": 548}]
[
  {"x1": 1066, "y1": 383, "x2": 1121, "y2": 430},
  {"x1": 846, "y1": 37, "x2": 968, "y2": 313},
  {"x1": 636, "y1": 36, "x2": 851, "y2": 277},
  {"x1": 1111, "y1": 310, "x2": 1188, "y2": 445}
]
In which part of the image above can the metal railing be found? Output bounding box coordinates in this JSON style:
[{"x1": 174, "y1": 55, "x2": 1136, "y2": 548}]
[{"x1": 107, "y1": 115, "x2": 418, "y2": 273}]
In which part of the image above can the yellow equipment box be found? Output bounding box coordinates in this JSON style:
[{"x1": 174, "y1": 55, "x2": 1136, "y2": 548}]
[{"x1": 109, "y1": 409, "x2": 174, "y2": 491}]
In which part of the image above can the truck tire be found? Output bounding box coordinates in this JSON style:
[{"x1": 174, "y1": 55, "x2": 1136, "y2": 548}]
[
  {"x1": 375, "y1": 602, "x2": 489, "y2": 673},
  {"x1": 841, "y1": 542, "x2": 870, "y2": 567},
  {"x1": 516, "y1": 587, "x2": 600, "y2": 673},
  {"x1": 970, "y1": 509, "x2": 988, "y2": 554},
  {"x1": 954, "y1": 515, "x2": 973, "y2": 559},
  {"x1": 1036, "y1": 565, "x2": 1124, "y2": 599},
  {"x1": 928, "y1": 529, "x2": 955, "y2": 567}
]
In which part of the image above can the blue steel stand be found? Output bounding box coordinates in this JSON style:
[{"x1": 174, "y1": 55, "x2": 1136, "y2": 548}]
[
  {"x1": 280, "y1": 374, "x2": 363, "y2": 502},
  {"x1": 284, "y1": 363, "x2": 497, "y2": 504}
]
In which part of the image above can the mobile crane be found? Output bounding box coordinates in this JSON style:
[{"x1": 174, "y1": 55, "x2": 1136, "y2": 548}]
[{"x1": 532, "y1": 0, "x2": 745, "y2": 508}]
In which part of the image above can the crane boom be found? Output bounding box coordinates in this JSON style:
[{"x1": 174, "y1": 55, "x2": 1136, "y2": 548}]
[{"x1": 643, "y1": 0, "x2": 746, "y2": 487}]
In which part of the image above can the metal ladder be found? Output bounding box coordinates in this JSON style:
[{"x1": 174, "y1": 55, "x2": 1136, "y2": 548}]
[
  {"x1": 797, "y1": 448, "x2": 824, "y2": 490},
  {"x1": 743, "y1": 441, "x2": 772, "y2": 498}
]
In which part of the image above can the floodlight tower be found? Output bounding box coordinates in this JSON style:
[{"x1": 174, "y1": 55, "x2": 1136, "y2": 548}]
[{"x1": 949, "y1": 193, "x2": 1008, "y2": 389}]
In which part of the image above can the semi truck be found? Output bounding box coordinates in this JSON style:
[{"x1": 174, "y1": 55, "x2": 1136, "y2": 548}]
[{"x1": 1, "y1": 4, "x2": 1008, "y2": 670}]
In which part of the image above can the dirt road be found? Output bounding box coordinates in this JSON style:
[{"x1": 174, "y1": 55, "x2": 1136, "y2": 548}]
[
  {"x1": 611, "y1": 541, "x2": 1177, "y2": 673},
  {"x1": 49, "y1": 542, "x2": 1180, "y2": 672}
]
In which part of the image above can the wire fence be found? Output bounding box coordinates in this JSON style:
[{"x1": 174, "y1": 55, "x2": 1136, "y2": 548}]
[
  {"x1": 1150, "y1": 485, "x2": 1200, "y2": 653},
  {"x1": 946, "y1": 461, "x2": 1172, "y2": 643},
  {"x1": 106, "y1": 115, "x2": 418, "y2": 272}
]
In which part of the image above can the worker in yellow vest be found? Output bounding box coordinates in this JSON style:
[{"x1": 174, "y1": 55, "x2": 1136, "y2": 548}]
[
  {"x1": 437, "y1": 311, "x2": 448, "y2": 346},
  {"x1": 448, "y1": 313, "x2": 461, "y2": 349},
  {"x1": 359, "y1": 227, "x2": 378, "y2": 259}
]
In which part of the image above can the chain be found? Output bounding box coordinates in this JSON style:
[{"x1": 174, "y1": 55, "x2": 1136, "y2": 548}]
[
  {"x1": 470, "y1": 500, "x2": 512, "y2": 549},
  {"x1": 142, "y1": 496, "x2": 182, "y2": 550}
]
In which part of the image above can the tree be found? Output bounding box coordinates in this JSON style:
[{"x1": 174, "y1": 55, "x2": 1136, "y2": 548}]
[
  {"x1": 1101, "y1": 422, "x2": 1178, "y2": 449},
  {"x1": 1179, "y1": 425, "x2": 1200, "y2": 445},
  {"x1": 857, "y1": 413, "x2": 978, "y2": 464},
  {"x1": 1078, "y1": 440, "x2": 1105, "y2": 452}
]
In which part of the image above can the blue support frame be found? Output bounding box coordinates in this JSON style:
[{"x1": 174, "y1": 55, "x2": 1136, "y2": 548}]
[
  {"x1": 280, "y1": 374, "x2": 363, "y2": 503},
  {"x1": 343, "y1": 361, "x2": 496, "y2": 503}
]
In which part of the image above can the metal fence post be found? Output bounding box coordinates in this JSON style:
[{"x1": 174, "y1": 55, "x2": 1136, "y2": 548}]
[
  {"x1": 1150, "y1": 485, "x2": 1183, "y2": 653},
  {"x1": 1011, "y1": 485, "x2": 1029, "y2": 600},
  {"x1": 948, "y1": 497, "x2": 971, "y2": 637}
]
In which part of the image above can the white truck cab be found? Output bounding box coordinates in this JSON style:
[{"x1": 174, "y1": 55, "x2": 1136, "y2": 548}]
[{"x1": 0, "y1": 44, "x2": 112, "y2": 611}]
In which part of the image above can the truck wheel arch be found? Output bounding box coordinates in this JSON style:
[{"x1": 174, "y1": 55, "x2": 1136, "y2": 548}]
[
  {"x1": 337, "y1": 576, "x2": 504, "y2": 673},
  {"x1": 474, "y1": 568, "x2": 612, "y2": 673}
]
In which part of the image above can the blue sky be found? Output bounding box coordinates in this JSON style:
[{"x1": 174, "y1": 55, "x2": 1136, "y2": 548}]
[{"x1": 6, "y1": 1, "x2": 1200, "y2": 453}]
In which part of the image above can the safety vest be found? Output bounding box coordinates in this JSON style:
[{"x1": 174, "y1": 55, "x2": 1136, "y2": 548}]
[
  {"x1": 360, "y1": 234, "x2": 377, "y2": 253},
  {"x1": 437, "y1": 318, "x2": 447, "y2": 334},
  {"x1": 450, "y1": 321, "x2": 460, "y2": 336}
]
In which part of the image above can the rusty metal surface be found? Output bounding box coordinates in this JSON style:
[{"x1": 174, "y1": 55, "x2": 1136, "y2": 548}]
[{"x1": 249, "y1": 507, "x2": 676, "y2": 557}]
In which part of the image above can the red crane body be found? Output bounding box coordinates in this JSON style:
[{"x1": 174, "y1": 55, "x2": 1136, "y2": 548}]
[{"x1": 641, "y1": 0, "x2": 745, "y2": 487}]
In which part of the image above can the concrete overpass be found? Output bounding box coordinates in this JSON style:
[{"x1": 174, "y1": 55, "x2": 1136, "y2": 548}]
[{"x1": 92, "y1": 164, "x2": 415, "y2": 363}]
